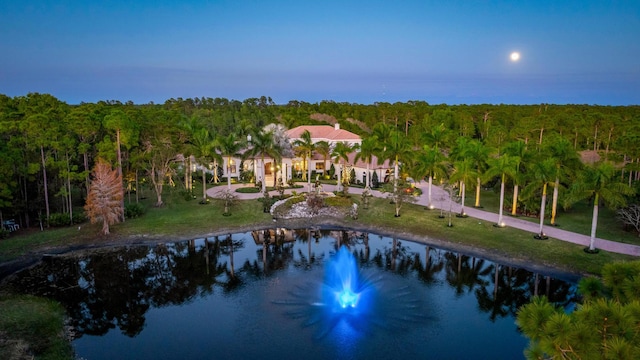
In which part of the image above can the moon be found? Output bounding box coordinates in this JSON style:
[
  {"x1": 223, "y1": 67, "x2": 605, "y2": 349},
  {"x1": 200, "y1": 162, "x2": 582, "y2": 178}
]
[{"x1": 510, "y1": 52, "x2": 521, "y2": 62}]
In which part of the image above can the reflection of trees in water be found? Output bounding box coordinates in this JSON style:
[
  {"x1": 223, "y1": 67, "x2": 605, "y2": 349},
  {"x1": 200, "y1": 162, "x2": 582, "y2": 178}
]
[
  {"x1": 413, "y1": 247, "x2": 446, "y2": 284},
  {"x1": 445, "y1": 253, "x2": 492, "y2": 296},
  {"x1": 2, "y1": 231, "x2": 578, "y2": 339},
  {"x1": 2, "y1": 237, "x2": 249, "y2": 338},
  {"x1": 472, "y1": 263, "x2": 578, "y2": 322}
]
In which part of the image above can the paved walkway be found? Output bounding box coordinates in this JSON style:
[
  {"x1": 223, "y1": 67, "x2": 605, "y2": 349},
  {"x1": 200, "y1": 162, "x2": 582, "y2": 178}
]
[{"x1": 207, "y1": 182, "x2": 640, "y2": 257}]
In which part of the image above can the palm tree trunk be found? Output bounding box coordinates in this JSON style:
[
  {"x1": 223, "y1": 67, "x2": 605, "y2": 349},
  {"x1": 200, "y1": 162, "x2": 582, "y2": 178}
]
[
  {"x1": 202, "y1": 169, "x2": 207, "y2": 202},
  {"x1": 302, "y1": 156, "x2": 307, "y2": 181},
  {"x1": 427, "y1": 175, "x2": 433, "y2": 208},
  {"x1": 511, "y1": 184, "x2": 519, "y2": 215},
  {"x1": 498, "y1": 174, "x2": 505, "y2": 225},
  {"x1": 307, "y1": 152, "x2": 312, "y2": 191},
  {"x1": 551, "y1": 177, "x2": 559, "y2": 225},
  {"x1": 460, "y1": 182, "x2": 466, "y2": 215},
  {"x1": 226, "y1": 156, "x2": 232, "y2": 190},
  {"x1": 475, "y1": 177, "x2": 481, "y2": 207},
  {"x1": 185, "y1": 157, "x2": 190, "y2": 192},
  {"x1": 261, "y1": 156, "x2": 266, "y2": 193},
  {"x1": 394, "y1": 155, "x2": 399, "y2": 194},
  {"x1": 366, "y1": 162, "x2": 371, "y2": 188},
  {"x1": 538, "y1": 184, "x2": 547, "y2": 236},
  {"x1": 589, "y1": 194, "x2": 599, "y2": 251}
]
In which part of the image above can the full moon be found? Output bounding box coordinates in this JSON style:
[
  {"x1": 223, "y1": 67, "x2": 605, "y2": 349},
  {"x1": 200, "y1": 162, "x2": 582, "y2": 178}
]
[{"x1": 510, "y1": 52, "x2": 521, "y2": 61}]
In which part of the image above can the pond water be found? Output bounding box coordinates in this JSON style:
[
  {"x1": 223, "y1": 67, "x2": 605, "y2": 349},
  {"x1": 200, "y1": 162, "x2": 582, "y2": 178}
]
[{"x1": 1, "y1": 229, "x2": 579, "y2": 359}]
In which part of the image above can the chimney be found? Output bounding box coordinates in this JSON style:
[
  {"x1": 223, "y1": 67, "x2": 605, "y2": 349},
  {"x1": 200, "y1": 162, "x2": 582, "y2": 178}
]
[{"x1": 334, "y1": 123, "x2": 340, "y2": 130}]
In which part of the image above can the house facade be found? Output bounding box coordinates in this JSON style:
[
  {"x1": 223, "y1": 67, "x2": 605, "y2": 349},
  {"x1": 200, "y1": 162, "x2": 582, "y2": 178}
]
[
  {"x1": 285, "y1": 124, "x2": 392, "y2": 186},
  {"x1": 194, "y1": 123, "x2": 392, "y2": 187}
]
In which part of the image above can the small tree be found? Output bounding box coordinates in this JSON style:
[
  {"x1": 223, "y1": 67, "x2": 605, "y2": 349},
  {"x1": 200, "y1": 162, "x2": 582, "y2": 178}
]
[
  {"x1": 382, "y1": 179, "x2": 417, "y2": 217},
  {"x1": 617, "y1": 204, "x2": 640, "y2": 236},
  {"x1": 361, "y1": 187, "x2": 372, "y2": 209},
  {"x1": 85, "y1": 160, "x2": 124, "y2": 235},
  {"x1": 371, "y1": 171, "x2": 380, "y2": 188},
  {"x1": 215, "y1": 189, "x2": 238, "y2": 216}
]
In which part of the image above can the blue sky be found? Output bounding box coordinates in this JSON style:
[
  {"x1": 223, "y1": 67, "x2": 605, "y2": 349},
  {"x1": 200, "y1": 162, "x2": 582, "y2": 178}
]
[{"x1": 1, "y1": 0, "x2": 639, "y2": 105}]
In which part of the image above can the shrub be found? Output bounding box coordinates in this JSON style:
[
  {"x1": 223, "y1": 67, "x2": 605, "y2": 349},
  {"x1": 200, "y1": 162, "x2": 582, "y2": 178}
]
[
  {"x1": 47, "y1": 213, "x2": 72, "y2": 227},
  {"x1": 328, "y1": 163, "x2": 335, "y2": 178},
  {"x1": 125, "y1": 202, "x2": 146, "y2": 219},
  {"x1": 73, "y1": 211, "x2": 88, "y2": 224},
  {"x1": 236, "y1": 187, "x2": 261, "y2": 194},
  {"x1": 371, "y1": 171, "x2": 380, "y2": 188},
  {"x1": 306, "y1": 193, "x2": 325, "y2": 215},
  {"x1": 180, "y1": 190, "x2": 196, "y2": 201}
]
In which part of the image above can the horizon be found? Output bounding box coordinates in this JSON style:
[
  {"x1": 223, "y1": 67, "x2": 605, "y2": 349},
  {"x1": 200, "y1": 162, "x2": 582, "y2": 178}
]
[{"x1": 2, "y1": 1, "x2": 639, "y2": 106}]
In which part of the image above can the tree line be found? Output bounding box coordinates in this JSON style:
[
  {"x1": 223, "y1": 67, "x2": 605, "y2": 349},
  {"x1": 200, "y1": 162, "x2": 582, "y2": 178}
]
[{"x1": 1, "y1": 93, "x2": 639, "y2": 243}]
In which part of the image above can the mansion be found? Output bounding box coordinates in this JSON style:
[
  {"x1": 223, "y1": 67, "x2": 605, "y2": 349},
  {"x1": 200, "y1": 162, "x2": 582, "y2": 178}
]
[{"x1": 208, "y1": 123, "x2": 392, "y2": 187}]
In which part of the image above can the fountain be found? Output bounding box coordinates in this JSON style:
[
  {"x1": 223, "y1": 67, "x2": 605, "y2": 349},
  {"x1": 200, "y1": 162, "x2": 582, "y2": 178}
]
[{"x1": 324, "y1": 246, "x2": 367, "y2": 310}]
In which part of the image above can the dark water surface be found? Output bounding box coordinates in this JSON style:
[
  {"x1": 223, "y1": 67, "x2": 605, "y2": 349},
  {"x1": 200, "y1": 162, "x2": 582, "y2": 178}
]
[{"x1": 2, "y1": 229, "x2": 579, "y2": 359}]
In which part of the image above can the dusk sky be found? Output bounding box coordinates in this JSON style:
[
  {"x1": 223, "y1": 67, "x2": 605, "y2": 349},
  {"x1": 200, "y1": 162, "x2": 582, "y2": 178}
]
[{"x1": 1, "y1": 0, "x2": 639, "y2": 105}]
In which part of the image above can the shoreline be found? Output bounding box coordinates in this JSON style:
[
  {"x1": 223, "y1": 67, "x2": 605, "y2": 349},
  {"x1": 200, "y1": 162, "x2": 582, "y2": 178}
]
[{"x1": 0, "y1": 217, "x2": 584, "y2": 284}]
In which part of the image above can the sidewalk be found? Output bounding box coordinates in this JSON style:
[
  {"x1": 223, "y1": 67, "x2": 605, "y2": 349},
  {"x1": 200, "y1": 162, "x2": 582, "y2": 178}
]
[{"x1": 207, "y1": 182, "x2": 640, "y2": 257}]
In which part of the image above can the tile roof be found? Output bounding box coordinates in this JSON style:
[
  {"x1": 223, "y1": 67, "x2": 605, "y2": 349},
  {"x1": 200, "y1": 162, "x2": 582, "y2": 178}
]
[{"x1": 286, "y1": 125, "x2": 361, "y2": 143}]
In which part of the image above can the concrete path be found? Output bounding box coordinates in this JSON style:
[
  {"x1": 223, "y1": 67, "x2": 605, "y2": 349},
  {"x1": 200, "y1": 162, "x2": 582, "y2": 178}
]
[{"x1": 207, "y1": 182, "x2": 640, "y2": 257}]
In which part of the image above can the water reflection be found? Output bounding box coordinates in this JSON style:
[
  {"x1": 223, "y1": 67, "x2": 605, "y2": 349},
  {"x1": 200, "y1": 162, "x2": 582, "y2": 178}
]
[{"x1": 0, "y1": 229, "x2": 579, "y2": 359}]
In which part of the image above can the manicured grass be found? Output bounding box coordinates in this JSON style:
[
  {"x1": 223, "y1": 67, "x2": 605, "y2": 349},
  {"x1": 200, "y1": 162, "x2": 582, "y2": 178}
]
[{"x1": 0, "y1": 294, "x2": 73, "y2": 360}]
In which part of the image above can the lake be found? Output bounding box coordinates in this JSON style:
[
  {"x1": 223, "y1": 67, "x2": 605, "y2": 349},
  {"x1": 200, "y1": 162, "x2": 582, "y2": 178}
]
[{"x1": 1, "y1": 229, "x2": 579, "y2": 359}]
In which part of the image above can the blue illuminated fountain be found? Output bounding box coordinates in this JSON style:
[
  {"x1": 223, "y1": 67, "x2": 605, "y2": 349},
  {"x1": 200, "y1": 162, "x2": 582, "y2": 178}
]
[
  {"x1": 276, "y1": 245, "x2": 426, "y2": 339},
  {"x1": 322, "y1": 246, "x2": 371, "y2": 311}
]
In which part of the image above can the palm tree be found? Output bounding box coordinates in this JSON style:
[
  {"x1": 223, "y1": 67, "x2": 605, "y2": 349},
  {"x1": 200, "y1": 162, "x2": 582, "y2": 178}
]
[
  {"x1": 421, "y1": 123, "x2": 450, "y2": 152},
  {"x1": 566, "y1": 161, "x2": 635, "y2": 252},
  {"x1": 449, "y1": 159, "x2": 477, "y2": 216},
  {"x1": 216, "y1": 133, "x2": 244, "y2": 190},
  {"x1": 331, "y1": 142, "x2": 355, "y2": 192},
  {"x1": 293, "y1": 130, "x2": 315, "y2": 190},
  {"x1": 191, "y1": 128, "x2": 221, "y2": 203},
  {"x1": 314, "y1": 140, "x2": 331, "y2": 179},
  {"x1": 503, "y1": 140, "x2": 530, "y2": 216},
  {"x1": 484, "y1": 154, "x2": 518, "y2": 226},
  {"x1": 354, "y1": 136, "x2": 377, "y2": 188},
  {"x1": 378, "y1": 128, "x2": 413, "y2": 195},
  {"x1": 523, "y1": 157, "x2": 556, "y2": 239},
  {"x1": 245, "y1": 130, "x2": 280, "y2": 193},
  {"x1": 467, "y1": 140, "x2": 492, "y2": 208},
  {"x1": 411, "y1": 145, "x2": 448, "y2": 209},
  {"x1": 545, "y1": 136, "x2": 582, "y2": 226}
]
